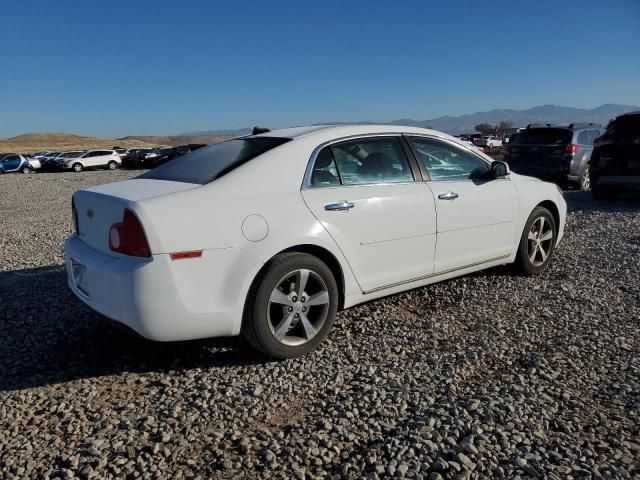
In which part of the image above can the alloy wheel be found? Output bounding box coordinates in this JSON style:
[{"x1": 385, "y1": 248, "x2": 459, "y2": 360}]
[
  {"x1": 527, "y1": 217, "x2": 554, "y2": 266},
  {"x1": 581, "y1": 167, "x2": 591, "y2": 191},
  {"x1": 267, "y1": 269, "x2": 330, "y2": 346}
]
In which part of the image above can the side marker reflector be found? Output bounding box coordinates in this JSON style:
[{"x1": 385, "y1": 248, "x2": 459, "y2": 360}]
[{"x1": 170, "y1": 251, "x2": 203, "y2": 261}]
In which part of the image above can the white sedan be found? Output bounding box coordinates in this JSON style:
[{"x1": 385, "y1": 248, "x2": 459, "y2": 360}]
[{"x1": 65, "y1": 125, "x2": 566, "y2": 358}]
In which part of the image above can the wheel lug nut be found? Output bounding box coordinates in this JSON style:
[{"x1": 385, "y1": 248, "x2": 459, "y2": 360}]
[
  {"x1": 292, "y1": 296, "x2": 297, "y2": 302},
  {"x1": 302, "y1": 307, "x2": 307, "y2": 312},
  {"x1": 294, "y1": 313, "x2": 299, "y2": 318},
  {"x1": 301, "y1": 297, "x2": 305, "y2": 302}
]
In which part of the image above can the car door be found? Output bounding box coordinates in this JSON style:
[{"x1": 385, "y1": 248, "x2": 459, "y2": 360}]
[
  {"x1": 407, "y1": 136, "x2": 519, "y2": 273},
  {"x1": 301, "y1": 135, "x2": 437, "y2": 293},
  {"x1": 93, "y1": 151, "x2": 109, "y2": 167},
  {"x1": 2, "y1": 154, "x2": 21, "y2": 172}
]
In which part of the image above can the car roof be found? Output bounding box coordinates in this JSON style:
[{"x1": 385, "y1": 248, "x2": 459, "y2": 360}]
[{"x1": 249, "y1": 124, "x2": 458, "y2": 142}]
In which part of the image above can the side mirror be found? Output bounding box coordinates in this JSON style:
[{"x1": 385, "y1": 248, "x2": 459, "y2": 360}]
[{"x1": 491, "y1": 160, "x2": 510, "y2": 178}]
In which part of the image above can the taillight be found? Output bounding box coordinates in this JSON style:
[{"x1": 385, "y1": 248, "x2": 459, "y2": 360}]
[
  {"x1": 564, "y1": 144, "x2": 580, "y2": 155},
  {"x1": 72, "y1": 199, "x2": 79, "y2": 234},
  {"x1": 109, "y1": 209, "x2": 150, "y2": 257}
]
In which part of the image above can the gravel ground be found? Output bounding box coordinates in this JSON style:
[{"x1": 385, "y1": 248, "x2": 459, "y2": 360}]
[{"x1": 1, "y1": 170, "x2": 639, "y2": 479}]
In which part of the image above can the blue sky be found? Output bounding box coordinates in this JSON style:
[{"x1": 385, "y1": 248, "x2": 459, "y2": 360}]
[{"x1": 1, "y1": 0, "x2": 639, "y2": 137}]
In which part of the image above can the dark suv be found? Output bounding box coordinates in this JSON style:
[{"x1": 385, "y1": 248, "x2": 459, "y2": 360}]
[
  {"x1": 504, "y1": 123, "x2": 603, "y2": 190},
  {"x1": 590, "y1": 112, "x2": 640, "y2": 200}
]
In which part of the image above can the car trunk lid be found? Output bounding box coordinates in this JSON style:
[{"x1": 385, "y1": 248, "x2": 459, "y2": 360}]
[{"x1": 73, "y1": 179, "x2": 199, "y2": 256}]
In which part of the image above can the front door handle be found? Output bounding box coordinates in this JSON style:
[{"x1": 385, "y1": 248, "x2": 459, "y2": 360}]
[
  {"x1": 325, "y1": 201, "x2": 355, "y2": 211},
  {"x1": 438, "y1": 191, "x2": 459, "y2": 200}
]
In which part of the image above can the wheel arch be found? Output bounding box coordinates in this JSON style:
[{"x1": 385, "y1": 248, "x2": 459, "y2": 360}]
[
  {"x1": 536, "y1": 199, "x2": 560, "y2": 233},
  {"x1": 248, "y1": 244, "x2": 347, "y2": 312}
]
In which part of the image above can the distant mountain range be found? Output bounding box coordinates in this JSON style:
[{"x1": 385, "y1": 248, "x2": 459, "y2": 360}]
[{"x1": 186, "y1": 104, "x2": 639, "y2": 136}]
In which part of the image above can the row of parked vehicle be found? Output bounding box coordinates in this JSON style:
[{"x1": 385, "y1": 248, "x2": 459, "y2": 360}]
[
  {"x1": 0, "y1": 144, "x2": 208, "y2": 174},
  {"x1": 503, "y1": 112, "x2": 640, "y2": 198}
]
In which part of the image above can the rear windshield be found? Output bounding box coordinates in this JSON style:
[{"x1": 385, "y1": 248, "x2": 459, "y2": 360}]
[
  {"x1": 513, "y1": 129, "x2": 571, "y2": 145},
  {"x1": 139, "y1": 137, "x2": 291, "y2": 184},
  {"x1": 607, "y1": 115, "x2": 640, "y2": 139}
]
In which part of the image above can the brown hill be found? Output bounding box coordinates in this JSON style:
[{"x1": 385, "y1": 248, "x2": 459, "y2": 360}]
[
  {"x1": 0, "y1": 133, "x2": 161, "y2": 154},
  {"x1": 118, "y1": 135, "x2": 233, "y2": 146}
]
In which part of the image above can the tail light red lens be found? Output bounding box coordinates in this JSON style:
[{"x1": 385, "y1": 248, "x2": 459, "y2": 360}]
[
  {"x1": 72, "y1": 199, "x2": 80, "y2": 234},
  {"x1": 564, "y1": 144, "x2": 580, "y2": 154},
  {"x1": 109, "y1": 209, "x2": 151, "y2": 257}
]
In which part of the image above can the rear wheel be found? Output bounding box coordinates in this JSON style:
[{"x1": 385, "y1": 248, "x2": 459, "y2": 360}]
[
  {"x1": 107, "y1": 161, "x2": 118, "y2": 170},
  {"x1": 243, "y1": 253, "x2": 338, "y2": 359},
  {"x1": 22, "y1": 166, "x2": 32, "y2": 174},
  {"x1": 516, "y1": 206, "x2": 557, "y2": 275},
  {"x1": 72, "y1": 163, "x2": 83, "y2": 172}
]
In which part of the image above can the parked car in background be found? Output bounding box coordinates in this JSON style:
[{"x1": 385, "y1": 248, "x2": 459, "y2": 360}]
[
  {"x1": 504, "y1": 123, "x2": 603, "y2": 190},
  {"x1": 590, "y1": 112, "x2": 640, "y2": 200},
  {"x1": 0, "y1": 153, "x2": 40, "y2": 173},
  {"x1": 65, "y1": 124, "x2": 566, "y2": 358},
  {"x1": 143, "y1": 144, "x2": 206, "y2": 167},
  {"x1": 32, "y1": 151, "x2": 50, "y2": 159},
  {"x1": 504, "y1": 133, "x2": 520, "y2": 147},
  {"x1": 40, "y1": 152, "x2": 62, "y2": 168},
  {"x1": 477, "y1": 136, "x2": 503, "y2": 150},
  {"x1": 122, "y1": 148, "x2": 154, "y2": 168},
  {"x1": 54, "y1": 151, "x2": 86, "y2": 168},
  {"x1": 60, "y1": 150, "x2": 121, "y2": 172},
  {"x1": 144, "y1": 147, "x2": 177, "y2": 166}
]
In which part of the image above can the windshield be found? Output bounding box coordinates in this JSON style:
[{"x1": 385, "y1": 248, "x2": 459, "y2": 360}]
[
  {"x1": 140, "y1": 137, "x2": 291, "y2": 184},
  {"x1": 513, "y1": 129, "x2": 571, "y2": 145}
]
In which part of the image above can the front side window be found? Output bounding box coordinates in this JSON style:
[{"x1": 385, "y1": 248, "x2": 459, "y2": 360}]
[
  {"x1": 409, "y1": 137, "x2": 489, "y2": 181},
  {"x1": 311, "y1": 137, "x2": 413, "y2": 187}
]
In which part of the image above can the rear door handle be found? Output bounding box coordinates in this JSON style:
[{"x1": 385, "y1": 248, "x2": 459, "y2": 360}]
[
  {"x1": 438, "y1": 191, "x2": 459, "y2": 200},
  {"x1": 325, "y1": 201, "x2": 354, "y2": 211}
]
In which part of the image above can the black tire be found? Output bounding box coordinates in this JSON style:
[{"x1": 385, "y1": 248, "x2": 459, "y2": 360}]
[
  {"x1": 107, "y1": 161, "x2": 118, "y2": 170},
  {"x1": 242, "y1": 252, "x2": 339, "y2": 359},
  {"x1": 72, "y1": 163, "x2": 83, "y2": 172},
  {"x1": 22, "y1": 166, "x2": 32, "y2": 174},
  {"x1": 515, "y1": 206, "x2": 557, "y2": 276},
  {"x1": 592, "y1": 186, "x2": 616, "y2": 201}
]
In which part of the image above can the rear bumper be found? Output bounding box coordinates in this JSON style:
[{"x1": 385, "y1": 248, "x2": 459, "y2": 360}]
[{"x1": 64, "y1": 235, "x2": 262, "y2": 341}]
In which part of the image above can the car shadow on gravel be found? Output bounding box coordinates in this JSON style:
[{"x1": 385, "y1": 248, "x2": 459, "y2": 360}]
[
  {"x1": 0, "y1": 265, "x2": 269, "y2": 392},
  {"x1": 564, "y1": 190, "x2": 640, "y2": 213}
]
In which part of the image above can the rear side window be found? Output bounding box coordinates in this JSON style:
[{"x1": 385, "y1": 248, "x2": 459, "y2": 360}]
[
  {"x1": 311, "y1": 137, "x2": 414, "y2": 187},
  {"x1": 514, "y1": 129, "x2": 572, "y2": 145},
  {"x1": 140, "y1": 137, "x2": 291, "y2": 185},
  {"x1": 576, "y1": 131, "x2": 589, "y2": 145},
  {"x1": 607, "y1": 116, "x2": 640, "y2": 140}
]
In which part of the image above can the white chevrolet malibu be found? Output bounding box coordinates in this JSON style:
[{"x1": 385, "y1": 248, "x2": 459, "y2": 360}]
[{"x1": 65, "y1": 125, "x2": 566, "y2": 358}]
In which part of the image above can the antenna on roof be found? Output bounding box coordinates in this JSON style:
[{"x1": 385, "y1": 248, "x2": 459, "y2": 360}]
[{"x1": 252, "y1": 126, "x2": 271, "y2": 135}]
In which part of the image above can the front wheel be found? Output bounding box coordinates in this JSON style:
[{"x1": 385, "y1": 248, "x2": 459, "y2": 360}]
[
  {"x1": 107, "y1": 161, "x2": 118, "y2": 170},
  {"x1": 242, "y1": 252, "x2": 339, "y2": 359},
  {"x1": 72, "y1": 163, "x2": 83, "y2": 172},
  {"x1": 516, "y1": 206, "x2": 557, "y2": 275},
  {"x1": 22, "y1": 166, "x2": 32, "y2": 174}
]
